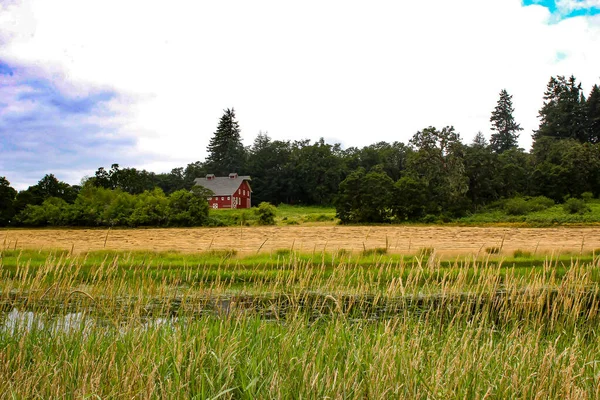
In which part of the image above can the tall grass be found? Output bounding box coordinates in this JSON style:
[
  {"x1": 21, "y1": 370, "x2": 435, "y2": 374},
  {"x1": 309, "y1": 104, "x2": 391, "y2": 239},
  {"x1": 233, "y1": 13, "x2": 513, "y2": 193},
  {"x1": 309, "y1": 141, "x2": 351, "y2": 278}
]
[{"x1": 1, "y1": 251, "x2": 600, "y2": 398}]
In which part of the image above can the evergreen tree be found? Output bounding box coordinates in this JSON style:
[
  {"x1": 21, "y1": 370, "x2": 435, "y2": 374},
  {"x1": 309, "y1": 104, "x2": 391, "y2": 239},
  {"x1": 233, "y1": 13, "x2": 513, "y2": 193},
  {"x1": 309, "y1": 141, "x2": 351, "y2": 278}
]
[
  {"x1": 534, "y1": 75, "x2": 587, "y2": 143},
  {"x1": 472, "y1": 131, "x2": 488, "y2": 148},
  {"x1": 587, "y1": 84, "x2": 600, "y2": 144},
  {"x1": 206, "y1": 108, "x2": 246, "y2": 175},
  {"x1": 490, "y1": 89, "x2": 522, "y2": 153}
]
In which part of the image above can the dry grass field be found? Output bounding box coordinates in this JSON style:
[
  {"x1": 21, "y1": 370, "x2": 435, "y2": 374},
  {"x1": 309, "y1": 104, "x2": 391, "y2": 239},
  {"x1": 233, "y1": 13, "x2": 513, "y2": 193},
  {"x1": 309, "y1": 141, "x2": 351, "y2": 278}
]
[{"x1": 2, "y1": 225, "x2": 600, "y2": 257}]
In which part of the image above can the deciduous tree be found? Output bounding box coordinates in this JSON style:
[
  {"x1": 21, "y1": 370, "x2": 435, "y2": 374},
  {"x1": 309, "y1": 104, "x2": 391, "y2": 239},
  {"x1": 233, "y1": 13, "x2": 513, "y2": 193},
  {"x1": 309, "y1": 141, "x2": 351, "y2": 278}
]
[{"x1": 0, "y1": 177, "x2": 17, "y2": 226}]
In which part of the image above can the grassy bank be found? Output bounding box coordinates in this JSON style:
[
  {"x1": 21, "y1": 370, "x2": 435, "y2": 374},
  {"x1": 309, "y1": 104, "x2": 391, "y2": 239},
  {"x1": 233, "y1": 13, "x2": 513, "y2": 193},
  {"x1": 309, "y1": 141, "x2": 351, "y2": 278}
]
[
  {"x1": 208, "y1": 200, "x2": 600, "y2": 228},
  {"x1": 210, "y1": 204, "x2": 337, "y2": 226},
  {"x1": 1, "y1": 250, "x2": 600, "y2": 397}
]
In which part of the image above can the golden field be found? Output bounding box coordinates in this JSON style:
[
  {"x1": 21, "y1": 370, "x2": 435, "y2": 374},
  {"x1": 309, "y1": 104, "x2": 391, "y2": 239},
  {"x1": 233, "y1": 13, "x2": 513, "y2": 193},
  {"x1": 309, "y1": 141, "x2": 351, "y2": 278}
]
[{"x1": 2, "y1": 225, "x2": 599, "y2": 256}]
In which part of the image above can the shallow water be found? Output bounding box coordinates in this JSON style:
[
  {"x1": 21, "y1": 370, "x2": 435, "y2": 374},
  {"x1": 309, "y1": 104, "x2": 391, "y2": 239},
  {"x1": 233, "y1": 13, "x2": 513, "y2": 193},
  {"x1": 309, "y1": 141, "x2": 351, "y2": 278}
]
[{"x1": 2, "y1": 287, "x2": 599, "y2": 335}]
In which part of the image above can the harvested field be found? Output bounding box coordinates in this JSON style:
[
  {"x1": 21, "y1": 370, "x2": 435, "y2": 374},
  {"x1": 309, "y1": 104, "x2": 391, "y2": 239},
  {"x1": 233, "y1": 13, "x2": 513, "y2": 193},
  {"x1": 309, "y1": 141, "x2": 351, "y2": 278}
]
[{"x1": 2, "y1": 226, "x2": 600, "y2": 256}]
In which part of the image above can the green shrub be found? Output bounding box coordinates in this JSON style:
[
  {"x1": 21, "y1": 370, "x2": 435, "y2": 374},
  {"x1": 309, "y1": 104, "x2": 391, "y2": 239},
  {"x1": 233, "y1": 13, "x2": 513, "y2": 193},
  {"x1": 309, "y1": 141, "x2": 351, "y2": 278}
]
[
  {"x1": 421, "y1": 215, "x2": 437, "y2": 224},
  {"x1": 563, "y1": 198, "x2": 591, "y2": 214},
  {"x1": 528, "y1": 196, "x2": 555, "y2": 212},
  {"x1": 255, "y1": 202, "x2": 277, "y2": 225},
  {"x1": 582, "y1": 192, "x2": 594, "y2": 203},
  {"x1": 504, "y1": 198, "x2": 529, "y2": 216}
]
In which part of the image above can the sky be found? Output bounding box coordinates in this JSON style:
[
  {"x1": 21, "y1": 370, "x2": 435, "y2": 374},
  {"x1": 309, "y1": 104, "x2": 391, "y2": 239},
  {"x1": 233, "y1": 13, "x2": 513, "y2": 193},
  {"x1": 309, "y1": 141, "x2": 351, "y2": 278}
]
[{"x1": 1, "y1": 0, "x2": 599, "y2": 190}]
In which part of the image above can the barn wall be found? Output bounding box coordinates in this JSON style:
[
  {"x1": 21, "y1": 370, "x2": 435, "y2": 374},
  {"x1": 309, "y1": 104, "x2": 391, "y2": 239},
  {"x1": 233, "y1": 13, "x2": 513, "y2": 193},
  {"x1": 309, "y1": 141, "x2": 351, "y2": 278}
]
[
  {"x1": 208, "y1": 196, "x2": 232, "y2": 209},
  {"x1": 233, "y1": 181, "x2": 252, "y2": 209},
  {"x1": 207, "y1": 180, "x2": 252, "y2": 209}
]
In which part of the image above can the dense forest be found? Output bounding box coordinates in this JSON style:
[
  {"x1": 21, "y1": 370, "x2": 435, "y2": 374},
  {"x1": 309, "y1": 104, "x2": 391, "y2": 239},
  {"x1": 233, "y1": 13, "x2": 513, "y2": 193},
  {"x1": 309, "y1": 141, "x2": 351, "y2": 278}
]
[{"x1": 1, "y1": 75, "x2": 600, "y2": 226}]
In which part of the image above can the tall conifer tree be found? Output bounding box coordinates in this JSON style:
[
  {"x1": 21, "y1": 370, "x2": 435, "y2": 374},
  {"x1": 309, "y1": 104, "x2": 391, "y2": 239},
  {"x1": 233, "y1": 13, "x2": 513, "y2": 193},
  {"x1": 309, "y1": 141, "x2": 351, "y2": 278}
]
[
  {"x1": 490, "y1": 89, "x2": 522, "y2": 153},
  {"x1": 534, "y1": 75, "x2": 587, "y2": 143},
  {"x1": 206, "y1": 108, "x2": 246, "y2": 175},
  {"x1": 587, "y1": 84, "x2": 600, "y2": 144}
]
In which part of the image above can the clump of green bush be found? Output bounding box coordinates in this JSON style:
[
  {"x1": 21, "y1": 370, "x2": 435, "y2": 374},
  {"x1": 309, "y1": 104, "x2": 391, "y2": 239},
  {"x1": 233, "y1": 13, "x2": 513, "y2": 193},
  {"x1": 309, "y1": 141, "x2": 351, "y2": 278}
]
[
  {"x1": 504, "y1": 196, "x2": 555, "y2": 216},
  {"x1": 16, "y1": 186, "x2": 210, "y2": 228},
  {"x1": 563, "y1": 198, "x2": 591, "y2": 214},
  {"x1": 255, "y1": 202, "x2": 277, "y2": 225}
]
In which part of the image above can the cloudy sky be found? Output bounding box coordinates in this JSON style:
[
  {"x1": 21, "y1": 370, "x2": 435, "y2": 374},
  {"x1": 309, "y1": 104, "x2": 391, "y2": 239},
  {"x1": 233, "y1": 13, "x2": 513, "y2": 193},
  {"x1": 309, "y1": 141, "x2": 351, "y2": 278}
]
[{"x1": 1, "y1": 0, "x2": 599, "y2": 189}]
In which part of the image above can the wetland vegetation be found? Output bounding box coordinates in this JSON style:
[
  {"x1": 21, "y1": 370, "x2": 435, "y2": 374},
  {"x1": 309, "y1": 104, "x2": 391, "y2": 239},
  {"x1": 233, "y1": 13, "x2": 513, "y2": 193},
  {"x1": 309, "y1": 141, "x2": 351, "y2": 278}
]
[{"x1": 2, "y1": 248, "x2": 600, "y2": 398}]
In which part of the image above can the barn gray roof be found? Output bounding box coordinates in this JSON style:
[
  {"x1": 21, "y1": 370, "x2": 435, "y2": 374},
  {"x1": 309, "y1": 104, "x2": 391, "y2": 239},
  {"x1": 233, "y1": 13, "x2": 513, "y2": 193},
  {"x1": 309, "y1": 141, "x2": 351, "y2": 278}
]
[{"x1": 193, "y1": 175, "x2": 252, "y2": 196}]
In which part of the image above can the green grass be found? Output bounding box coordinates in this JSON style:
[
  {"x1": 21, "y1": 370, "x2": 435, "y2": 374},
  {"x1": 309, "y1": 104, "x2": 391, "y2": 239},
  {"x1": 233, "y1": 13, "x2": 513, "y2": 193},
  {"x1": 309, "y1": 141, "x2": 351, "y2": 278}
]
[
  {"x1": 459, "y1": 199, "x2": 600, "y2": 226},
  {"x1": 2, "y1": 248, "x2": 600, "y2": 397},
  {"x1": 210, "y1": 204, "x2": 336, "y2": 226}
]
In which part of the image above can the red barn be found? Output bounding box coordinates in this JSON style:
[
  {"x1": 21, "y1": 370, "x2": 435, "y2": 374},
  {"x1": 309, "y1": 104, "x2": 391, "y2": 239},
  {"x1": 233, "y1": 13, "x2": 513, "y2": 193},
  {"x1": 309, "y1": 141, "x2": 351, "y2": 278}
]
[{"x1": 194, "y1": 173, "x2": 252, "y2": 209}]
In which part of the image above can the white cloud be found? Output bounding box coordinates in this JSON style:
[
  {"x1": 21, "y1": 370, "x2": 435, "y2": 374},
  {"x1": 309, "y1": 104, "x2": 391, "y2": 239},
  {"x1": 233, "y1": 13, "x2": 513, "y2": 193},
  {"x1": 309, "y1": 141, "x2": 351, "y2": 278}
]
[
  {"x1": 556, "y1": 0, "x2": 600, "y2": 13},
  {"x1": 1, "y1": 0, "x2": 600, "y2": 182}
]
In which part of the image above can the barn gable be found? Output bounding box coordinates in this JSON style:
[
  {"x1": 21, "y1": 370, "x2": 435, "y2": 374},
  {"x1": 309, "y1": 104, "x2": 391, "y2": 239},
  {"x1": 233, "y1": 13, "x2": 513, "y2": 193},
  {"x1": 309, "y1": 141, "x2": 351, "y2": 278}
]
[{"x1": 194, "y1": 173, "x2": 252, "y2": 209}]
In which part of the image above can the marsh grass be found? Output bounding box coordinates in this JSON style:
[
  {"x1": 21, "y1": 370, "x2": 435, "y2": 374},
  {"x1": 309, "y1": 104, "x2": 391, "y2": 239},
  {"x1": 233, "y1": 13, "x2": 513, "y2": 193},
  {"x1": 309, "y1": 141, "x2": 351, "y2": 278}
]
[
  {"x1": 513, "y1": 249, "x2": 533, "y2": 258},
  {"x1": 360, "y1": 247, "x2": 388, "y2": 256},
  {"x1": 485, "y1": 246, "x2": 501, "y2": 254},
  {"x1": 1, "y1": 249, "x2": 600, "y2": 397}
]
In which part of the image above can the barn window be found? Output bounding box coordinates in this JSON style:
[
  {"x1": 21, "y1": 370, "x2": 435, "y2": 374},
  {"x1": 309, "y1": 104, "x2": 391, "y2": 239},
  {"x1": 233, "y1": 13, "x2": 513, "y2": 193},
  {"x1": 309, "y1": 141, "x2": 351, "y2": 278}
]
[
  {"x1": 227, "y1": 197, "x2": 230, "y2": 200},
  {"x1": 221, "y1": 197, "x2": 224, "y2": 201}
]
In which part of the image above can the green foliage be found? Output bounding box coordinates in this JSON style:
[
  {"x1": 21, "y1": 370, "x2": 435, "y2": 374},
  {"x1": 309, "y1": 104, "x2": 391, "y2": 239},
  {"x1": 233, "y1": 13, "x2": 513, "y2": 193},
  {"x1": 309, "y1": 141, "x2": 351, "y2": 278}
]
[
  {"x1": 563, "y1": 198, "x2": 591, "y2": 214},
  {"x1": 335, "y1": 167, "x2": 395, "y2": 223},
  {"x1": 16, "y1": 197, "x2": 70, "y2": 226},
  {"x1": 587, "y1": 84, "x2": 600, "y2": 144},
  {"x1": 392, "y1": 176, "x2": 427, "y2": 221},
  {"x1": 167, "y1": 189, "x2": 210, "y2": 226},
  {"x1": 206, "y1": 108, "x2": 246, "y2": 175},
  {"x1": 534, "y1": 75, "x2": 587, "y2": 143},
  {"x1": 0, "y1": 177, "x2": 17, "y2": 226},
  {"x1": 503, "y1": 197, "x2": 527, "y2": 216},
  {"x1": 504, "y1": 196, "x2": 555, "y2": 215},
  {"x1": 92, "y1": 164, "x2": 156, "y2": 194},
  {"x1": 15, "y1": 185, "x2": 210, "y2": 228},
  {"x1": 490, "y1": 89, "x2": 522, "y2": 153},
  {"x1": 247, "y1": 133, "x2": 293, "y2": 205},
  {"x1": 528, "y1": 196, "x2": 555, "y2": 211},
  {"x1": 287, "y1": 138, "x2": 345, "y2": 205},
  {"x1": 255, "y1": 202, "x2": 277, "y2": 225},
  {"x1": 408, "y1": 126, "x2": 469, "y2": 216},
  {"x1": 463, "y1": 138, "x2": 501, "y2": 207}
]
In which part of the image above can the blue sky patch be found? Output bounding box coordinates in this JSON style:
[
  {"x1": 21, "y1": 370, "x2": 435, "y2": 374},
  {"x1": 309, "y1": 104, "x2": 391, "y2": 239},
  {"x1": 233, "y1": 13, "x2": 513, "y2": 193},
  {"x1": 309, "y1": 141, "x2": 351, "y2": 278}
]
[
  {"x1": 522, "y1": 0, "x2": 600, "y2": 19},
  {"x1": 554, "y1": 51, "x2": 568, "y2": 62},
  {"x1": 0, "y1": 61, "x2": 139, "y2": 189},
  {"x1": 0, "y1": 61, "x2": 14, "y2": 76}
]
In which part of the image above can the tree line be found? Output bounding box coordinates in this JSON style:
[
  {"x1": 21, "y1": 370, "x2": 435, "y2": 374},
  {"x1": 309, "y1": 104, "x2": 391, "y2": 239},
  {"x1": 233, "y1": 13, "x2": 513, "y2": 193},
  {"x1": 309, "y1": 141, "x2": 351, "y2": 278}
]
[{"x1": 1, "y1": 74, "x2": 599, "y2": 226}]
